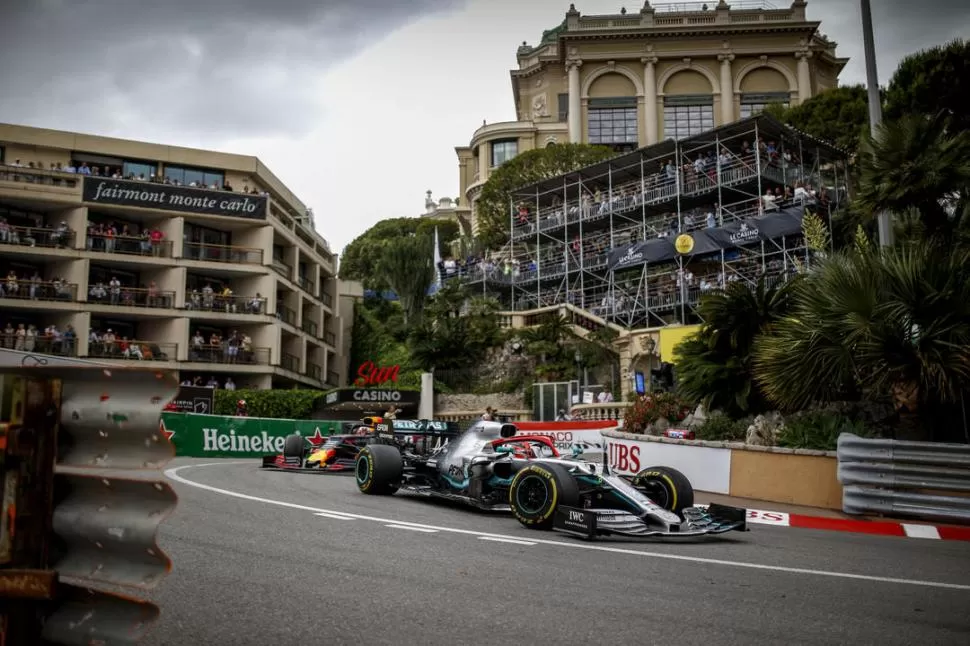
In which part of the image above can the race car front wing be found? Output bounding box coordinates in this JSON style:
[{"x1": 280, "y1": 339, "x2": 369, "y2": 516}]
[
  {"x1": 553, "y1": 503, "x2": 748, "y2": 540},
  {"x1": 259, "y1": 455, "x2": 356, "y2": 474}
]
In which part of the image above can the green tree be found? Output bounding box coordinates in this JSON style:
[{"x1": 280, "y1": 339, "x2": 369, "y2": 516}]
[
  {"x1": 475, "y1": 143, "x2": 615, "y2": 247},
  {"x1": 752, "y1": 244, "x2": 970, "y2": 440},
  {"x1": 674, "y1": 275, "x2": 803, "y2": 418},
  {"x1": 884, "y1": 39, "x2": 970, "y2": 132},
  {"x1": 856, "y1": 111, "x2": 970, "y2": 241},
  {"x1": 376, "y1": 234, "x2": 436, "y2": 326},
  {"x1": 764, "y1": 85, "x2": 871, "y2": 159},
  {"x1": 340, "y1": 217, "x2": 459, "y2": 289}
]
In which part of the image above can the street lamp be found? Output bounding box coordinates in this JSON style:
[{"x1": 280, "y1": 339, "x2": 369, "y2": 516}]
[{"x1": 860, "y1": 0, "x2": 894, "y2": 247}]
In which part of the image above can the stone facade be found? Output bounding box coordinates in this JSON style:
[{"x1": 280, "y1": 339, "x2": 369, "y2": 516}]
[{"x1": 435, "y1": 393, "x2": 526, "y2": 414}]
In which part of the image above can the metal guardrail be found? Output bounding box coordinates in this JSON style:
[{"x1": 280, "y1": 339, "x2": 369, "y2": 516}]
[{"x1": 837, "y1": 433, "x2": 970, "y2": 524}]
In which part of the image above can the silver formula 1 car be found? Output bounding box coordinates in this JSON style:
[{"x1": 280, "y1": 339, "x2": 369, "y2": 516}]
[{"x1": 355, "y1": 419, "x2": 748, "y2": 540}]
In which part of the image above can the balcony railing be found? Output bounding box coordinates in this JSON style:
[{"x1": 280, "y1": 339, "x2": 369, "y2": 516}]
[
  {"x1": 0, "y1": 333, "x2": 79, "y2": 356},
  {"x1": 306, "y1": 363, "x2": 322, "y2": 381},
  {"x1": 281, "y1": 352, "x2": 300, "y2": 372},
  {"x1": 320, "y1": 291, "x2": 333, "y2": 308},
  {"x1": 187, "y1": 344, "x2": 271, "y2": 365},
  {"x1": 86, "y1": 285, "x2": 175, "y2": 309},
  {"x1": 276, "y1": 306, "x2": 296, "y2": 326},
  {"x1": 87, "y1": 340, "x2": 177, "y2": 362},
  {"x1": 324, "y1": 330, "x2": 336, "y2": 346},
  {"x1": 327, "y1": 370, "x2": 340, "y2": 387},
  {"x1": 301, "y1": 319, "x2": 318, "y2": 337},
  {"x1": 86, "y1": 233, "x2": 174, "y2": 258},
  {"x1": 297, "y1": 276, "x2": 315, "y2": 294},
  {"x1": 0, "y1": 164, "x2": 80, "y2": 188},
  {"x1": 185, "y1": 293, "x2": 267, "y2": 315},
  {"x1": 1, "y1": 280, "x2": 78, "y2": 302},
  {"x1": 1, "y1": 225, "x2": 76, "y2": 250},
  {"x1": 184, "y1": 242, "x2": 263, "y2": 265},
  {"x1": 271, "y1": 258, "x2": 291, "y2": 278}
]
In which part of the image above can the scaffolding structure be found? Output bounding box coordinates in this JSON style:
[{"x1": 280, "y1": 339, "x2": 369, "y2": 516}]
[{"x1": 450, "y1": 114, "x2": 850, "y2": 328}]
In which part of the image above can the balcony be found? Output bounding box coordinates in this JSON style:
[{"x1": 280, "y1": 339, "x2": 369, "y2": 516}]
[
  {"x1": 185, "y1": 293, "x2": 267, "y2": 315},
  {"x1": 271, "y1": 258, "x2": 291, "y2": 279},
  {"x1": 0, "y1": 164, "x2": 80, "y2": 189},
  {"x1": 297, "y1": 275, "x2": 315, "y2": 294},
  {"x1": 324, "y1": 330, "x2": 336, "y2": 346},
  {"x1": 187, "y1": 344, "x2": 271, "y2": 365},
  {"x1": 1, "y1": 225, "x2": 76, "y2": 250},
  {"x1": 87, "y1": 340, "x2": 176, "y2": 362},
  {"x1": 306, "y1": 363, "x2": 322, "y2": 381},
  {"x1": 184, "y1": 242, "x2": 263, "y2": 265},
  {"x1": 301, "y1": 319, "x2": 318, "y2": 337},
  {"x1": 320, "y1": 291, "x2": 333, "y2": 308},
  {"x1": 86, "y1": 285, "x2": 176, "y2": 309},
  {"x1": 276, "y1": 305, "x2": 296, "y2": 327},
  {"x1": 281, "y1": 352, "x2": 300, "y2": 372},
  {"x1": 0, "y1": 332, "x2": 79, "y2": 356},
  {"x1": 327, "y1": 370, "x2": 340, "y2": 387},
  {"x1": 1, "y1": 280, "x2": 78, "y2": 302},
  {"x1": 85, "y1": 232, "x2": 174, "y2": 259}
]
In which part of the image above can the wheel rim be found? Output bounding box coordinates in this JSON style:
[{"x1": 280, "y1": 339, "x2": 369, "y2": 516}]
[
  {"x1": 355, "y1": 455, "x2": 370, "y2": 485},
  {"x1": 515, "y1": 474, "x2": 550, "y2": 515}
]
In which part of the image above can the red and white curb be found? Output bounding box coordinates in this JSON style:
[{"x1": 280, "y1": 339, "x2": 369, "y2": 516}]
[{"x1": 700, "y1": 505, "x2": 970, "y2": 542}]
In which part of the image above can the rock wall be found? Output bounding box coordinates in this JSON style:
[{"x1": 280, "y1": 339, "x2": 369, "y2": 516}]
[{"x1": 435, "y1": 393, "x2": 525, "y2": 413}]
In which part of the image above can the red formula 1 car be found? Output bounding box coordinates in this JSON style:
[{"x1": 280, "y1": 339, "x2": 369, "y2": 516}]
[{"x1": 261, "y1": 417, "x2": 459, "y2": 474}]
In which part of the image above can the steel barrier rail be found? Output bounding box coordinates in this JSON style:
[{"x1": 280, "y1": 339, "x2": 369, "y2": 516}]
[{"x1": 837, "y1": 433, "x2": 970, "y2": 523}]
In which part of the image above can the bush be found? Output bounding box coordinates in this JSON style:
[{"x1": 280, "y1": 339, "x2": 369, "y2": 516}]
[
  {"x1": 776, "y1": 411, "x2": 874, "y2": 451},
  {"x1": 214, "y1": 389, "x2": 327, "y2": 419},
  {"x1": 695, "y1": 413, "x2": 749, "y2": 443},
  {"x1": 623, "y1": 392, "x2": 693, "y2": 434}
]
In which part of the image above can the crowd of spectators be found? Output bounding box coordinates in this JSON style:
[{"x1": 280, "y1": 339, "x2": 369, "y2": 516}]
[
  {"x1": 189, "y1": 329, "x2": 257, "y2": 364},
  {"x1": 0, "y1": 322, "x2": 77, "y2": 355},
  {"x1": 0, "y1": 270, "x2": 75, "y2": 301}
]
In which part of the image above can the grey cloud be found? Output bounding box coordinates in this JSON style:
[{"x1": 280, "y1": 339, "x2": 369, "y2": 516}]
[
  {"x1": 806, "y1": 0, "x2": 970, "y2": 84},
  {"x1": 0, "y1": 0, "x2": 466, "y2": 140}
]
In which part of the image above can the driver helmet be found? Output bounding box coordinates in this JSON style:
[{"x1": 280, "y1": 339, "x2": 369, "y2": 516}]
[{"x1": 237, "y1": 399, "x2": 246, "y2": 407}]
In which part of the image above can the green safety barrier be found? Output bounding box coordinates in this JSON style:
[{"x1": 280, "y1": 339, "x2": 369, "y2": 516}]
[{"x1": 160, "y1": 412, "x2": 345, "y2": 458}]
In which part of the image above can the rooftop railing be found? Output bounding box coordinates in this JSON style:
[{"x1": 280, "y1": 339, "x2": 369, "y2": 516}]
[{"x1": 0, "y1": 164, "x2": 81, "y2": 188}]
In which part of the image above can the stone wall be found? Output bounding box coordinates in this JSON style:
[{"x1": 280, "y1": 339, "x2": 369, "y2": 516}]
[{"x1": 435, "y1": 393, "x2": 525, "y2": 413}]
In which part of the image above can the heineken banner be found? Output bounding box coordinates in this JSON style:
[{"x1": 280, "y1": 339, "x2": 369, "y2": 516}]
[
  {"x1": 160, "y1": 413, "x2": 460, "y2": 458},
  {"x1": 161, "y1": 413, "x2": 345, "y2": 458}
]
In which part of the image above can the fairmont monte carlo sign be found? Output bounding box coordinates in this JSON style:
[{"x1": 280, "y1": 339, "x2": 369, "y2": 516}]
[{"x1": 82, "y1": 177, "x2": 268, "y2": 219}]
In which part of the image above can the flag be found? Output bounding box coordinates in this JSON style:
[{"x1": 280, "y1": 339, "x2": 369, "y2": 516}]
[{"x1": 432, "y1": 226, "x2": 443, "y2": 288}]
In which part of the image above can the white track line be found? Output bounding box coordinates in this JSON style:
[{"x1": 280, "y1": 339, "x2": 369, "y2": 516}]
[
  {"x1": 315, "y1": 512, "x2": 355, "y2": 521},
  {"x1": 387, "y1": 524, "x2": 438, "y2": 533},
  {"x1": 479, "y1": 536, "x2": 536, "y2": 546},
  {"x1": 165, "y1": 463, "x2": 970, "y2": 591}
]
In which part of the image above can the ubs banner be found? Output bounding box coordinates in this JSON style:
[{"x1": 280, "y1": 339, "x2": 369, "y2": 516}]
[{"x1": 82, "y1": 177, "x2": 268, "y2": 219}]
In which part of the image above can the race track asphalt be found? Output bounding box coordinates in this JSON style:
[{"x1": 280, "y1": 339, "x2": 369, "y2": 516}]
[{"x1": 136, "y1": 458, "x2": 970, "y2": 646}]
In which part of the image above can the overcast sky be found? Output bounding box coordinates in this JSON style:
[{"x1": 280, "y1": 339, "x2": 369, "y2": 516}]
[{"x1": 1, "y1": 0, "x2": 967, "y2": 256}]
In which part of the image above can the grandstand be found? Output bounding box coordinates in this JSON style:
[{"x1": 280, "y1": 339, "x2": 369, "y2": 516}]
[{"x1": 444, "y1": 113, "x2": 849, "y2": 328}]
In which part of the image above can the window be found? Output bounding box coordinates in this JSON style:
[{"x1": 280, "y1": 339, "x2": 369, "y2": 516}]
[
  {"x1": 557, "y1": 94, "x2": 568, "y2": 122},
  {"x1": 587, "y1": 97, "x2": 638, "y2": 148},
  {"x1": 123, "y1": 162, "x2": 157, "y2": 180},
  {"x1": 491, "y1": 140, "x2": 518, "y2": 167},
  {"x1": 740, "y1": 92, "x2": 790, "y2": 119},
  {"x1": 184, "y1": 223, "x2": 230, "y2": 247},
  {"x1": 89, "y1": 265, "x2": 140, "y2": 287},
  {"x1": 186, "y1": 273, "x2": 230, "y2": 291},
  {"x1": 163, "y1": 165, "x2": 225, "y2": 189},
  {"x1": 663, "y1": 95, "x2": 714, "y2": 140}
]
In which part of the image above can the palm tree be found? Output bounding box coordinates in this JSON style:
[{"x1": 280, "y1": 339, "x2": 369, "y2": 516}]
[
  {"x1": 752, "y1": 244, "x2": 970, "y2": 438},
  {"x1": 674, "y1": 274, "x2": 802, "y2": 417},
  {"x1": 857, "y1": 112, "x2": 970, "y2": 242}
]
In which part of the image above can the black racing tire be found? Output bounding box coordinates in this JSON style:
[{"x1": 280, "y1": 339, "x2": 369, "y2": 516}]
[
  {"x1": 508, "y1": 462, "x2": 580, "y2": 530},
  {"x1": 632, "y1": 466, "x2": 694, "y2": 515},
  {"x1": 355, "y1": 444, "x2": 403, "y2": 495},
  {"x1": 283, "y1": 434, "x2": 304, "y2": 459}
]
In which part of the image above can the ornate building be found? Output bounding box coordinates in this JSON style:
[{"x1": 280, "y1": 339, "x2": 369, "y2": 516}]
[{"x1": 455, "y1": 0, "x2": 846, "y2": 234}]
